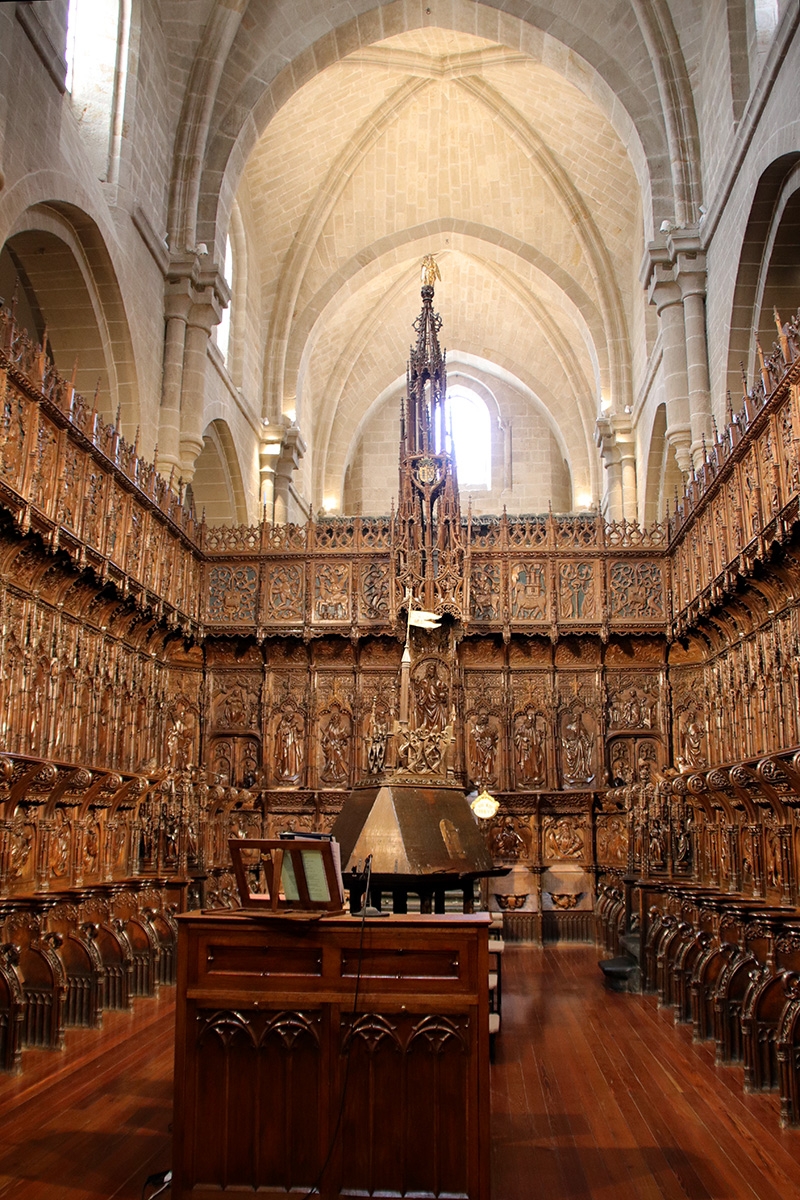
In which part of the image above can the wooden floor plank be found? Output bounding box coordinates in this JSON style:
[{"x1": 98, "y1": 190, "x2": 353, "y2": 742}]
[{"x1": 1, "y1": 946, "x2": 799, "y2": 1198}]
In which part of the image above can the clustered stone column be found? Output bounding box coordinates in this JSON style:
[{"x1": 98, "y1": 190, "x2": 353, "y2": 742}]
[
  {"x1": 644, "y1": 226, "x2": 712, "y2": 476},
  {"x1": 157, "y1": 253, "x2": 227, "y2": 483}
]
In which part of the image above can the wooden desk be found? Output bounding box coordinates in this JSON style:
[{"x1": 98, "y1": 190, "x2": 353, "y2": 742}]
[{"x1": 172, "y1": 911, "x2": 491, "y2": 1199}]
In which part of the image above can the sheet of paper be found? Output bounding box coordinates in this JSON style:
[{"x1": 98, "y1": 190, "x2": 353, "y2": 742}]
[
  {"x1": 281, "y1": 855, "x2": 300, "y2": 901},
  {"x1": 302, "y1": 849, "x2": 331, "y2": 903}
]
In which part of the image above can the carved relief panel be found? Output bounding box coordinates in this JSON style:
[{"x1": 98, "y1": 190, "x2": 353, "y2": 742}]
[
  {"x1": 0, "y1": 386, "x2": 27, "y2": 483},
  {"x1": 208, "y1": 737, "x2": 260, "y2": 788},
  {"x1": 212, "y1": 675, "x2": 261, "y2": 732},
  {"x1": 314, "y1": 562, "x2": 351, "y2": 623},
  {"x1": 465, "y1": 709, "x2": 501, "y2": 790},
  {"x1": 606, "y1": 671, "x2": 661, "y2": 733},
  {"x1": 509, "y1": 561, "x2": 548, "y2": 622},
  {"x1": 360, "y1": 672, "x2": 397, "y2": 777},
  {"x1": 672, "y1": 671, "x2": 708, "y2": 771},
  {"x1": 207, "y1": 565, "x2": 259, "y2": 625},
  {"x1": 265, "y1": 562, "x2": 304, "y2": 623},
  {"x1": 607, "y1": 561, "x2": 665, "y2": 622},
  {"x1": 270, "y1": 699, "x2": 306, "y2": 787},
  {"x1": 512, "y1": 708, "x2": 548, "y2": 789},
  {"x1": 558, "y1": 561, "x2": 597, "y2": 622},
  {"x1": 30, "y1": 418, "x2": 59, "y2": 517},
  {"x1": 543, "y1": 815, "x2": 588, "y2": 862},
  {"x1": 359, "y1": 561, "x2": 390, "y2": 622},
  {"x1": 489, "y1": 815, "x2": 533, "y2": 862},
  {"x1": 469, "y1": 562, "x2": 502, "y2": 622},
  {"x1": 595, "y1": 814, "x2": 628, "y2": 866},
  {"x1": 608, "y1": 736, "x2": 662, "y2": 786}
]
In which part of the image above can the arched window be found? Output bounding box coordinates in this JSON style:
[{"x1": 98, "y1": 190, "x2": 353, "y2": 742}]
[
  {"x1": 65, "y1": 0, "x2": 127, "y2": 181},
  {"x1": 215, "y1": 236, "x2": 234, "y2": 363},
  {"x1": 443, "y1": 386, "x2": 491, "y2": 490}
]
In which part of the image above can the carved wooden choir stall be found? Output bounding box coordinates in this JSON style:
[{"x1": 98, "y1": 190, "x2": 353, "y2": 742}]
[{"x1": 1, "y1": 269, "x2": 800, "y2": 1136}]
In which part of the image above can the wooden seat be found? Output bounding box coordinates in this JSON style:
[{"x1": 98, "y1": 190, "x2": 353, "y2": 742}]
[
  {"x1": 776, "y1": 972, "x2": 800, "y2": 1125},
  {"x1": 691, "y1": 942, "x2": 738, "y2": 1042},
  {"x1": 0, "y1": 944, "x2": 24, "y2": 1072},
  {"x1": 488, "y1": 936, "x2": 504, "y2": 1013},
  {"x1": 742, "y1": 967, "x2": 789, "y2": 1092},
  {"x1": 714, "y1": 953, "x2": 759, "y2": 1064}
]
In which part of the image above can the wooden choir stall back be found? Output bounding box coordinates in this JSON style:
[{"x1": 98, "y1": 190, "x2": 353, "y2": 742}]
[{"x1": 170, "y1": 842, "x2": 491, "y2": 1199}]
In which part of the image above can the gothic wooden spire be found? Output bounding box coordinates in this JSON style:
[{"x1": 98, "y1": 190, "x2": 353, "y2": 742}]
[{"x1": 395, "y1": 260, "x2": 464, "y2": 617}]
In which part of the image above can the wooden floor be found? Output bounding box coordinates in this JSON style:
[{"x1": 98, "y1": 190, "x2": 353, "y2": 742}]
[
  {"x1": 0, "y1": 991, "x2": 174, "y2": 1200},
  {"x1": 492, "y1": 945, "x2": 800, "y2": 1200},
  {"x1": 1, "y1": 945, "x2": 799, "y2": 1198}
]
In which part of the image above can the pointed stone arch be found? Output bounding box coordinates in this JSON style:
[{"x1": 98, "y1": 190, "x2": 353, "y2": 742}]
[
  {"x1": 190, "y1": 419, "x2": 249, "y2": 527},
  {"x1": 2, "y1": 201, "x2": 140, "y2": 434}
]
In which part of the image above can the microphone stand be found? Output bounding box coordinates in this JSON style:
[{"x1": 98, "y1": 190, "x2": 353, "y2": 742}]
[{"x1": 356, "y1": 854, "x2": 390, "y2": 917}]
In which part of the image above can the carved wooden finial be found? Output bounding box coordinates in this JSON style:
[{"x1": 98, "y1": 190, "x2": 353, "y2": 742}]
[{"x1": 774, "y1": 307, "x2": 790, "y2": 362}]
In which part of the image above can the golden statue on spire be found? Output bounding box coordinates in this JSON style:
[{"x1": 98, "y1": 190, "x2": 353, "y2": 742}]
[{"x1": 420, "y1": 255, "x2": 441, "y2": 288}]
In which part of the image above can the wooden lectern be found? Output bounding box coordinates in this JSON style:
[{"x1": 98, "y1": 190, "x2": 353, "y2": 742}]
[{"x1": 171, "y1": 910, "x2": 491, "y2": 1199}]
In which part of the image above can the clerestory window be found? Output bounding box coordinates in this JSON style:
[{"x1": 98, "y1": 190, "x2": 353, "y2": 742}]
[
  {"x1": 443, "y1": 386, "x2": 492, "y2": 491},
  {"x1": 215, "y1": 236, "x2": 234, "y2": 363},
  {"x1": 65, "y1": 0, "x2": 126, "y2": 181}
]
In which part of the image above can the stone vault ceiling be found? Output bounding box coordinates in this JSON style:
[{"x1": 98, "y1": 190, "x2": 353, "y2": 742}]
[{"x1": 235, "y1": 24, "x2": 645, "y2": 513}]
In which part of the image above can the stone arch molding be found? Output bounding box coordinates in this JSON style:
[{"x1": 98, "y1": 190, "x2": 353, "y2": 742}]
[
  {"x1": 2, "y1": 198, "x2": 141, "y2": 434},
  {"x1": 316, "y1": 258, "x2": 600, "y2": 512},
  {"x1": 295, "y1": 226, "x2": 604, "y2": 426},
  {"x1": 167, "y1": 0, "x2": 692, "y2": 270},
  {"x1": 263, "y1": 68, "x2": 633, "y2": 430},
  {"x1": 298, "y1": 238, "x2": 602, "y2": 494}
]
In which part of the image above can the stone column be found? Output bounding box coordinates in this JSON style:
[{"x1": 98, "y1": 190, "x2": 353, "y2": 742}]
[
  {"x1": 157, "y1": 285, "x2": 192, "y2": 475},
  {"x1": 273, "y1": 424, "x2": 307, "y2": 524},
  {"x1": 671, "y1": 231, "x2": 711, "y2": 469},
  {"x1": 157, "y1": 256, "x2": 226, "y2": 483},
  {"x1": 179, "y1": 293, "x2": 220, "y2": 482},
  {"x1": 260, "y1": 423, "x2": 285, "y2": 522},
  {"x1": 595, "y1": 417, "x2": 623, "y2": 520},
  {"x1": 595, "y1": 415, "x2": 637, "y2": 520},
  {"x1": 648, "y1": 263, "x2": 692, "y2": 475}
]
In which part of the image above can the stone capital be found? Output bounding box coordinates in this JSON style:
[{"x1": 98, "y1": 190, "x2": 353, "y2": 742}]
[
  {"x1": 594, "y1": 416, "x2": 621, "y2": 464},
  {"x1": 646, "y1": 263, "x2": 682, "y2": 312},
  {"x1": 164, "y1": 254, "x2": 230, "y2": 331},
  {"x1": 260, "y1": 420, "x2": 307, "y2": 481}
]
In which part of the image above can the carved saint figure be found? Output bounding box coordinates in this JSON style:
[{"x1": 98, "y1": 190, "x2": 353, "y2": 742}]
[
  {"x1": 544, "y1": 817, "x2": 584, "y2": 860},
  {"x1": 166, "y1": 700, "x2": 196, "y2": 770},
  {"x1": 221, "y1": 685, "x2": 249, "y2": 728},
  {"x1": 469, "y1": 712, "x2": 498, "y2": 786},
  {"x1": 414, "y1": 662, "x2": 449, "y2": 733},
  {"x1": 366, "y1": 699, "x2": 390, "y2": 775},
  {"x1": 321, "y1": 711, "x2": 349, "y2": 784},
  {"x1": 493, "y1": 816, "x2": 525, "y2": 861},
  {"x1": 514, "y1": 710, "x2": 545, "y2": 786},
  {"x1": 275, "y1": 710, "x2": 303, "y2": 782},
  {"x1": 674, "y1": 820, "x2": 691, "y2": 866},
  {"x1": 679, "y1": 716, "x2": 706, "y2": 770},
  {"x1": 562, "y1": 713, "x2": 594, "y2": 786},
  {"x1": 648, "y1": 820, "x2": 666, "y2": 868}
]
